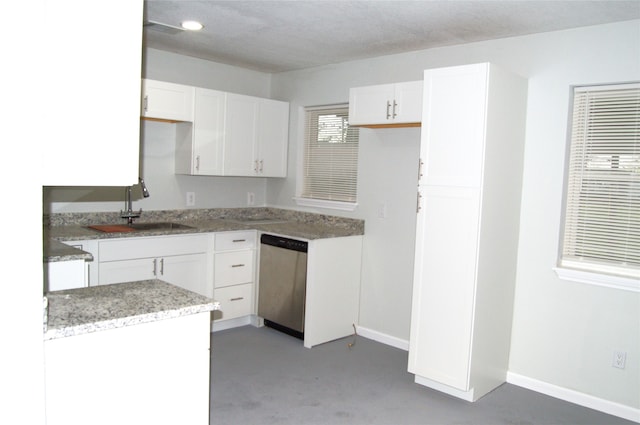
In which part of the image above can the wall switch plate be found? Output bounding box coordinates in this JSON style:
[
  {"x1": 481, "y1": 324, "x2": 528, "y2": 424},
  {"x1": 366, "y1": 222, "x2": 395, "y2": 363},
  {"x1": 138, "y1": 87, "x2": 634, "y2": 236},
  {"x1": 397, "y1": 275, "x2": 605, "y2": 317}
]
[
  {"x1": 612, "y1": 350, "x2": 627, "y2": 369},
  {"x1": 377, "y1": 202, "x2": 387, "y2": 219},
  {"x1": 186, "y1": 192, "x2": 195, "y2": 207}
]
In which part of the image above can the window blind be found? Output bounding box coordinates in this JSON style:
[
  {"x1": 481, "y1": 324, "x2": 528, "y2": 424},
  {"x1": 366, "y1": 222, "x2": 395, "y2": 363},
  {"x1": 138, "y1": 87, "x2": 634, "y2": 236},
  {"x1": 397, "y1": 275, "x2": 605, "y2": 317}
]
[
  {"x1": 560, "y1": 83, "x2": 640, "y2": 279},
  {"x1": 302, "y1": 106, "x2": 359, "y2": 202}
]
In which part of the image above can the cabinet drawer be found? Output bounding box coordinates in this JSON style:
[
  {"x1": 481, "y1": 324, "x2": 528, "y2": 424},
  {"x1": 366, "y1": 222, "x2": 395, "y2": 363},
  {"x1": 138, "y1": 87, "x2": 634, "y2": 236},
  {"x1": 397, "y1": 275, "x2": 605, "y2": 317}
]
[
  {"x1": 215, "y1": 251, "x2": 254, "y2": 288},
  {"x1": 214, "y1": 284, "x2": 253, "y2": 320},
  {"x1": 99, "y1": 234, "x2": 210, "y2": 262},
  {"x1": 215, "y1": 231, "x2": 256, "y2": 251}
]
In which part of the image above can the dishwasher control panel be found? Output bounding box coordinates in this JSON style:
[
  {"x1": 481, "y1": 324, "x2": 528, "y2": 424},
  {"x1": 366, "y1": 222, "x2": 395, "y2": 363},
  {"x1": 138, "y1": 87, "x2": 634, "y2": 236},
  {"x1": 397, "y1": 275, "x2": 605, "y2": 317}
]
[{"x1": 260, "y1": 234, "x2": 308, "y2": 253}]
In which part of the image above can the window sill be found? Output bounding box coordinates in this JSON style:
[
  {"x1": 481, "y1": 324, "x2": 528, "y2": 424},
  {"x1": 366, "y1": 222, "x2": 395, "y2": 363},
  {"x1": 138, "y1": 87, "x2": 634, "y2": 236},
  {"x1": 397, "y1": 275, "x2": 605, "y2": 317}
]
[
  {"x1": 553, "y1": 267, "x2": 640, "y2": 293},
  {"x1": 293, "y1": 197, "x2": 358, "y2": 212}
]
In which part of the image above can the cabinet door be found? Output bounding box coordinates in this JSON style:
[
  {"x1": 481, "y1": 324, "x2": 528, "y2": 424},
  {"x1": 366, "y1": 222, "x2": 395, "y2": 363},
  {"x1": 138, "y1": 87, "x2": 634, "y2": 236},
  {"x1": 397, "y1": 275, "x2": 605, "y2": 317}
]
[
  {"x1": 224, "y1": 93, "x2": 259, "y2": 176},
  {"x1": 42, "y1": 0, "x2": 142, "y2": 186},
  {"x1": 408, "y1": 186, "x2": 480, "y2": 391},
  {"x1": 421, "y1": 64, "x2": 488, "y2": 188},
  {"x1": 257, "y1": 99, "x2": 289, "y2": 177},
  {"x1": 161, "y1": 253, "x2": 211, "y2": 298},
  {"x1": 191, "y1": 88, "x2": 225, "y2": 175},
  {"x1": 141, "y1": 79, "x2": 194, "y2": 122},
  {"x1": 348, "y1": 84, "x2": 395, "y2": 126},
  {"x1": 45, "y1": 260, "x2": 86, "y2": 291},
  {"x1": 393, "y1": 81, "x2": 423, "y2": 124},
  {"x1": 99, "y1": 258, "x2": 157, "y2": 286}
]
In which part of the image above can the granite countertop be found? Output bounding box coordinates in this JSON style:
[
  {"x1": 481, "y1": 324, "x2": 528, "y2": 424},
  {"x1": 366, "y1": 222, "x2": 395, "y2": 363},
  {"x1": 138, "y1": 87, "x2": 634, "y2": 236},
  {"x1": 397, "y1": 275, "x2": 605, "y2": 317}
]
[
  {"x1": 44, "y1": 238, "x2": 94, "y2": 262},
  {"x1": 44, "y1": 208, "x2": 365, "y2": 263},
  {"x1": 44, "y1": 280, "x2": 219, "y2": 341}
]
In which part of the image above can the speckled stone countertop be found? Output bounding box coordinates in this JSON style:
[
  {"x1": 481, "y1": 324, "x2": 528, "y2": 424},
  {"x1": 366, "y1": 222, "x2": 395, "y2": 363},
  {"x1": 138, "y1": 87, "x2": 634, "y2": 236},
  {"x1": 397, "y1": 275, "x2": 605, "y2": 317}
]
[
  {"x1": 44, "y1": 207, "x2": 365, "y2": 262},
  {"x1": 44, "y1": 280, "x2": 219, "y2": 341}
]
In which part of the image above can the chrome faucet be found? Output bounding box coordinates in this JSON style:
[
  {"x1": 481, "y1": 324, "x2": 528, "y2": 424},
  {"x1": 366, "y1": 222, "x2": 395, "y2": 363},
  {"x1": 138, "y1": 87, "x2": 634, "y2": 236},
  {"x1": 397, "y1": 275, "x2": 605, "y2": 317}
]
[{"x1": 121, "y1": 178, "x2": 150, "y2": 224}]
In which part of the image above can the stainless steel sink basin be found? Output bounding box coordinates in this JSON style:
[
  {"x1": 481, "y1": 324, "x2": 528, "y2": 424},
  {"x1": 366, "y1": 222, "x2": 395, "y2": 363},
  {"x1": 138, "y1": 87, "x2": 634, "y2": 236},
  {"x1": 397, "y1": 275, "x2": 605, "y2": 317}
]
[
  {"x1": 87, "y1": 222, "x2": 194, "y2": 233},
  {"x1": 128, "y1": 222, "x2": 194, "y2": 231}
]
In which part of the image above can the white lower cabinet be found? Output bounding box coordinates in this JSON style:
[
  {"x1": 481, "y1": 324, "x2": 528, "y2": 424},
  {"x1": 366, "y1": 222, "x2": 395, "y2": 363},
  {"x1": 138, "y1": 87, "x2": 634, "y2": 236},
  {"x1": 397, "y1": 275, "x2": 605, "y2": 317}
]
[
  {"x1": 48, "y1": 239, "x2": 99, "y2": 291},
  {"x1": 213, "y1": 284, "x2": 253, "y2": 321},
  {"x1": 213, "y1": 231, "x2": 257, "y2": 327},
  {"x1": 97, "y1": 234, "x2": 213, "y2": 298},
  {"x1": 45, "y1": 313, "x2": 210, "y2": 425},
  {"x1": 44, "y1": 260, "x2": 86, "y2": 292}
]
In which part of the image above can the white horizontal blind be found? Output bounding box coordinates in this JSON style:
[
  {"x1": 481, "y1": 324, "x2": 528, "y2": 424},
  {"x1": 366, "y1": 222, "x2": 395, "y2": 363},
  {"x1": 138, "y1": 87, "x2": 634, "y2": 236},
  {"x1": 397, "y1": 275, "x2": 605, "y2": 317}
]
[
  {"x1": 560, "y1": 83, "x2": 640, "y2": 279},
  {"x1": 302, "y1": 106, "x2": 359, "y2": 202}
]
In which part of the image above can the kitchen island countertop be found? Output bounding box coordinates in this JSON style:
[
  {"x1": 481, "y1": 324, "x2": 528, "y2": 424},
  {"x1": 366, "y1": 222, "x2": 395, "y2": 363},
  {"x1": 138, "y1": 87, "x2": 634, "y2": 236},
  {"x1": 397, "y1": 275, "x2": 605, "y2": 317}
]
[{"x1": 44, "y1": 280, "x2": 219, "y2": 340}]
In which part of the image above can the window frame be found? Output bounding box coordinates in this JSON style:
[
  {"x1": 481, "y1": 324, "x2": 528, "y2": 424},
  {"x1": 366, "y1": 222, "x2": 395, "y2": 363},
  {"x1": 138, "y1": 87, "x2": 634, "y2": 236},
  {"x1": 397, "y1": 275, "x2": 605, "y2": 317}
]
[
  {"x1": 294, "y1": 104, "x2": 359, "y2": 211},
  {"x1": 554, "y1": 82, "x2": 640, "y2": 292}
]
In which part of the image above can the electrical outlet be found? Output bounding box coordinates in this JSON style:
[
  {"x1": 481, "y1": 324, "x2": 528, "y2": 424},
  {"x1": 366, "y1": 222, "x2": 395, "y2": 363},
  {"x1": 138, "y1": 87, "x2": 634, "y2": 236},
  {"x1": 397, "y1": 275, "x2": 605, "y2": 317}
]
[
  {"x1": 186, "y1": 192, "x2": 195, "y2": 207},
  {"x1": 247, "y1": 192, "x2": 255, "y2": 206},
  {"x1": 612, "y1": 350, "x2": 627, "y2": 369}
]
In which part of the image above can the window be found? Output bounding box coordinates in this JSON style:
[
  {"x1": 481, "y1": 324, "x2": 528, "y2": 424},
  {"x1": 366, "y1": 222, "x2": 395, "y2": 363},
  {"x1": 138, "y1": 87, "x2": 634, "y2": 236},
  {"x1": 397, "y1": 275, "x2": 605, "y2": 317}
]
[
  {"x1": 296, "y1": 105, "x2": 360, "y2": 210},
  {"x1": 556, "y1": 83, "x2": 640, "y2": 291}
]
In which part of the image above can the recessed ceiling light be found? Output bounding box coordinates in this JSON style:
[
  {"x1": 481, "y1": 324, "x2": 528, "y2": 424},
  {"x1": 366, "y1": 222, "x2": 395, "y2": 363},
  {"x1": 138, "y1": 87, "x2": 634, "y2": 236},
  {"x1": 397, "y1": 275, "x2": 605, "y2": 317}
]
[{"x1": 181, "y1": 20, "x2": 203, "y2": 31}]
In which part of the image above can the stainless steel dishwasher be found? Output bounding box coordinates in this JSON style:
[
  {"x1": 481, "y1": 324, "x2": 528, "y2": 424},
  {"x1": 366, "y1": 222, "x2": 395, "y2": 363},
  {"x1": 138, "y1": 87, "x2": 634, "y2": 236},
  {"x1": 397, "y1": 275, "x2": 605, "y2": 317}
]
[{"x1": 258, "y1": 234, "x2": 308, "y2": 339}]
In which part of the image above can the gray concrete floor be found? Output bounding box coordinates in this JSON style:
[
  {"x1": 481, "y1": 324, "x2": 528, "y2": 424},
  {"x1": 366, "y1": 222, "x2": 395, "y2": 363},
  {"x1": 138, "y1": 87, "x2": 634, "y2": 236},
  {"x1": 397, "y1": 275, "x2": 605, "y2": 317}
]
[{"x1": 210, "y1": 325, "x2": 634, "y2": 425}]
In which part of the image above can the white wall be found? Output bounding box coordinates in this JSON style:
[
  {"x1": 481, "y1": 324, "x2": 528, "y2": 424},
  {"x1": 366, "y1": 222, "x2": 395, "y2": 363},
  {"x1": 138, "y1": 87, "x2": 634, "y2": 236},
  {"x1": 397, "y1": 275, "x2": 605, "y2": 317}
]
[
  {"x1": 44, "y1": 49, "x2": 275, "y2": 214},
  {"x1": 269, "y1": 20, "x2": 640, "y2": 411}
]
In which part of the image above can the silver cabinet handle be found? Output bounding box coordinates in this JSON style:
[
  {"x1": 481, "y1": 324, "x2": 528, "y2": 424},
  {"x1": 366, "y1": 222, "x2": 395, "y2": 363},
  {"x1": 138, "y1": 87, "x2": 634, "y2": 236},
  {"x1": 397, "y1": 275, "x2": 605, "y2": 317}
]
[
  {"x1": 392, "y1": 100, "x2": 398, "y2": 118},
  {"x1": 160, "y1": 258, "x2": 164, "y2": 275},
  {"x1": 416, "y1": 191, "x2": 422, "y2": 213},
  {"x1": 196, "y1": 155, "x2": 200, "y2": 171},
  {"x1": 230, "y1": 297, "x2": 244, "y2": 301},
  {"x1": 254, "y1": 160, "x2": 259, "y2": 172},
  {"x1": 386, "y1": 100, "x2": 391, "y2": 119},
  {"x1": 232, "y1": 239, "x2": 246, "y2": 243},
  {"x1": 152, "y1": 258, "x2": 157, "y2": 276},
  {"x1": 259, "y1": 159, "x2": 264, "y2": 173},
  {"x1": 231, "y1": 264, "x2": 245, "y2": 268},
  {"x1": 143, "y1": 95, "x2": 148, "y2": 112},
  {"x1": 417, "y1": 158, "x2": 424, "y2": 182}
]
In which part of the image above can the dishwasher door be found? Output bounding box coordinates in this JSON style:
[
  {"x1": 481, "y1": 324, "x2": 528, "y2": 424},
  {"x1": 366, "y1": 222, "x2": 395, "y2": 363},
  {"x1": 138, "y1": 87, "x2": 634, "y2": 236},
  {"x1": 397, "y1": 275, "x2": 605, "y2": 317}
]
[{"x1": 258, "y1": 236, "x2": 307, "y2": 337}]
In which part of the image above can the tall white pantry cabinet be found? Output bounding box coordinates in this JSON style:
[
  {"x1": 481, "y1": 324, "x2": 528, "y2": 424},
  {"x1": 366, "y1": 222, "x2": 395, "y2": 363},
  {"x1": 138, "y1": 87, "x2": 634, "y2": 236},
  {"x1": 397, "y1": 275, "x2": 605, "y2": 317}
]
[{"x1": 408, "y1": 63, "x2": 528, "y2": 401}]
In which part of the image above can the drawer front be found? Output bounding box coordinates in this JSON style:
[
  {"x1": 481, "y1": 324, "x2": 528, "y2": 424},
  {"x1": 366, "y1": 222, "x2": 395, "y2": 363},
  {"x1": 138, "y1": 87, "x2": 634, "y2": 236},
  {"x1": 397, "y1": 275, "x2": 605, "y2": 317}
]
[
  {"x1": 99, "y1": 234, "x2": 210, "y2": 262},
  {"x1": 214, "y1": 284, "x2": 253, "y2": 320},
  {"x1": 215, "y1": 231, "x2": 256, "y2": 251},
  {"x1": 214, "y1": 251, "x2": 254, "y2": 288}
]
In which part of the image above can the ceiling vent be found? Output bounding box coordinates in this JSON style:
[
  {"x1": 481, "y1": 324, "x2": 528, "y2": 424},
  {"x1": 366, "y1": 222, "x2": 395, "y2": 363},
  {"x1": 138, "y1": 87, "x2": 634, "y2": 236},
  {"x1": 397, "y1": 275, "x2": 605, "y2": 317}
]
[{"x1": 143, "y1": 20, "x2": 184, "y2": 35}]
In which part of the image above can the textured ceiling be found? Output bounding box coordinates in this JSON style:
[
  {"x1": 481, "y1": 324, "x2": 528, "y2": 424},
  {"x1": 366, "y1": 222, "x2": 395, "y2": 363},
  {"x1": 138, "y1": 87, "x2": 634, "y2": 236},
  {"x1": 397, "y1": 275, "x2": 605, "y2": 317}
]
[{"x1": 143, "y1": 0, "x2": 640, "y2": 73}]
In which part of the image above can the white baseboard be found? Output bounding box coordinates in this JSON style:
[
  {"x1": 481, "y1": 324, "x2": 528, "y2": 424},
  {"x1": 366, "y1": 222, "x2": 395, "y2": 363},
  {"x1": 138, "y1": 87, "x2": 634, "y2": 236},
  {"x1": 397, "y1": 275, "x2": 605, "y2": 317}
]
[
  {"x1": 507, "y1": 372, "x2": 640, "y2": 423},
  {"x1": 211, "y1": 315, "x2": 254, "y2": 333},
  {"x1": 355, "y1": 325, "x2": 409, "y2": 351},
  {"x1": 351, "y1": 328, "x2": 639, "y2": 423}
]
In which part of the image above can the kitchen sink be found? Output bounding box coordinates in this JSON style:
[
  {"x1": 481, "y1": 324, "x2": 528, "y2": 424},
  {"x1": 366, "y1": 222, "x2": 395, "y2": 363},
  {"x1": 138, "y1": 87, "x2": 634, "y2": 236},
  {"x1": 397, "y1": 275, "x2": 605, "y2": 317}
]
[
  {"x1": 129, "y1": 222, "x2": 194, "y2": 231},
  {"x1": 88, "y1": 222, "x2": 194, "y2": 233}
]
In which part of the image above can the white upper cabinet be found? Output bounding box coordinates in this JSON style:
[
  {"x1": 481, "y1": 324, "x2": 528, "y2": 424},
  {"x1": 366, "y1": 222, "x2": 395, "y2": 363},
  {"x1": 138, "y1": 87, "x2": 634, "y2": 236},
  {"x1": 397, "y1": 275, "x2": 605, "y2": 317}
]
[
  {"x1": 141, "y1": 79, "x2": 195, "y2": 122},
  {"x1": 175, "y1": 88, "x2": 225, "y2": 175},
  {"x1": 42, "y1": 0, "x2": 143, "y2": 186},
  {"x1": 224, "y1": 94, "x2": 290, "y2": 177},
  {"x1": 223, "y1": 93, "x2": 259, "y2": 176},
  {"x1": 348, "y1": 81, "x2": 423, "y2": 127},
  {"x1": 175, "y1": 86, "x2": 290, "y2": 178},
  {"x1": 257, "y1": 99, "x2": 290, "y2": 177}
]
